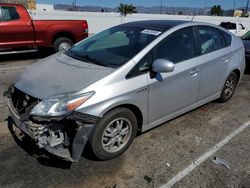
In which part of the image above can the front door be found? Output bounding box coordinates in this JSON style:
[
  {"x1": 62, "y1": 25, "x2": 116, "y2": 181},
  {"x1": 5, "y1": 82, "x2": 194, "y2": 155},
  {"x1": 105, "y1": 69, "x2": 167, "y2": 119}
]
[{"x1": 147, "y1": 27, "x2": 200, "y2": 127}]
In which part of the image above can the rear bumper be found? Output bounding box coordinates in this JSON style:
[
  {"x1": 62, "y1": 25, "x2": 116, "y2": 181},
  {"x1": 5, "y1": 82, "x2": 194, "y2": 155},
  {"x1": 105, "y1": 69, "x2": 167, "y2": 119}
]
[{"x1": 7, "y1": 98, "x2": 98, "y2": 162}]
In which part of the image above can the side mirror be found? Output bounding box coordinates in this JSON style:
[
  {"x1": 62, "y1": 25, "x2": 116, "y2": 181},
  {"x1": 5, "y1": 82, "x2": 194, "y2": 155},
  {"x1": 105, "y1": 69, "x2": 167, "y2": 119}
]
[{"x1": 152, "y1": 59, "x2": 175, "y2": 73}]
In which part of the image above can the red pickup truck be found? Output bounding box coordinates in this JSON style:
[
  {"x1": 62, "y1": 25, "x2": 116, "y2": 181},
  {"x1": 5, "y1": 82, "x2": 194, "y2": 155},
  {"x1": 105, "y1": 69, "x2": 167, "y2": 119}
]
[{"x1": 0, "y1": 3, "x2": 88, "y2": 54}]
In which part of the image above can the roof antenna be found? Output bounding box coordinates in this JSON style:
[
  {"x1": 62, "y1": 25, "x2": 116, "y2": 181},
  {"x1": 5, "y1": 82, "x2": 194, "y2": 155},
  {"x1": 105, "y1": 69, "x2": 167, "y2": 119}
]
[{"x1": 191, "y1": 15, "x2": 195, "y2": 22}]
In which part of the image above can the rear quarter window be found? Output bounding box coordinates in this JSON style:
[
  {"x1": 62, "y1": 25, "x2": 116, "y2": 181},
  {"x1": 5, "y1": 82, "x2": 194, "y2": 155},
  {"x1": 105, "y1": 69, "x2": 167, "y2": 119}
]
[{"x1": 1, "y1": 6, "x2": 20, "y2": 21}]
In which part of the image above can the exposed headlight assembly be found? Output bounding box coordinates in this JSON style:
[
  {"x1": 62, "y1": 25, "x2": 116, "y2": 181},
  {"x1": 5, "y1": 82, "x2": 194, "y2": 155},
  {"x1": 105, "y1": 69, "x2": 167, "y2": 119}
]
[{"x1": 30, "y1": 92, "x2": 95, "y2": 116}]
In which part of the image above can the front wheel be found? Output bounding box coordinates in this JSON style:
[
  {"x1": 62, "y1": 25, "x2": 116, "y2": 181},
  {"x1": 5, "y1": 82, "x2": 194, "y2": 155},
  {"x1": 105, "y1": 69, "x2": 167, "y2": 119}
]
[
  {"x1": 89, "y1": 108, "x2": 137, "y2": 160},
  {"x1": 217, "y1": 72, "x2": 238, "y2": 102}
]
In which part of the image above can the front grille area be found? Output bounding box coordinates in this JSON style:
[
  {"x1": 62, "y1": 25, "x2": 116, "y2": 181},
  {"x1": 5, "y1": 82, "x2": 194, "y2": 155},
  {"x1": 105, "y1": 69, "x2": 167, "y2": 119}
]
[{"x1": 11, "y1": 87, "x2": 40, "y2": 116}]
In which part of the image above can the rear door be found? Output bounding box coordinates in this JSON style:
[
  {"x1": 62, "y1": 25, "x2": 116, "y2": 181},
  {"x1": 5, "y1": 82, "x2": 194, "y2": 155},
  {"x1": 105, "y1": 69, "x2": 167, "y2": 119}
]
[
  {"x1": 195, "y1": 25, "x2": 232, "y2": 100},
  {"x1": 0, "y1": 5, "x2": 34, "y2": 50}
]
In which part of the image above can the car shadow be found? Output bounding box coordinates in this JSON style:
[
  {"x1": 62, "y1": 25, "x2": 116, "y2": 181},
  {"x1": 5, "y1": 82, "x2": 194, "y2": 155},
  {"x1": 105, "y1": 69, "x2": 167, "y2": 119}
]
[
  {"x1": 0, "y1": 49, "x2": 54, "y2": 62},
  {"x1": 7, "y1": 116, "x2": 72, "y2": 169}
]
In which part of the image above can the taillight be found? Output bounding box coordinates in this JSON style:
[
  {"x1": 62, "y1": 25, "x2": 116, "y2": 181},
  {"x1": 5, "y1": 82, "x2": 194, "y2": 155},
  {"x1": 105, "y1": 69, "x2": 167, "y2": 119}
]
[{"x1": 83, "y1": 21, "x2": 88, "y2": 33}]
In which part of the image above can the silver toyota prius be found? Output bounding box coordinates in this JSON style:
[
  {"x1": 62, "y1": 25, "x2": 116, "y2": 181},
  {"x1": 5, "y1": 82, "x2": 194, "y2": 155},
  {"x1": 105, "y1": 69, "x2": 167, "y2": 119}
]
[{"x1": 6, "y1": 20, "x2": 245, "y2": 162}]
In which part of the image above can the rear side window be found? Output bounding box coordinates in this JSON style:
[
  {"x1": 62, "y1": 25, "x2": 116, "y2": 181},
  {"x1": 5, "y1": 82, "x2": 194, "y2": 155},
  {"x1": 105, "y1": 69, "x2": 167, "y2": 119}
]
[
  {"x1": 197, "y1": 26, "x2": 224, "y2": 55},
  {"x1": 221, "y1": 31, "x2": 232, "y2": 47},
  {"x1": 1, "y1": 6, "x2": 20, "y2": 21}
]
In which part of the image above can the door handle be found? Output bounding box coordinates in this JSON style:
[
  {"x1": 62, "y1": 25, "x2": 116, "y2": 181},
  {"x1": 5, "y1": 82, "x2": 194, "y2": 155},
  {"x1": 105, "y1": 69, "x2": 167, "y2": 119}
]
[
  {"x1": 189, "y1": 68, "x2": 199, "y2": 76},
  {"x1": 222, "y1": 57, "x2": 230, "y2": 63}
]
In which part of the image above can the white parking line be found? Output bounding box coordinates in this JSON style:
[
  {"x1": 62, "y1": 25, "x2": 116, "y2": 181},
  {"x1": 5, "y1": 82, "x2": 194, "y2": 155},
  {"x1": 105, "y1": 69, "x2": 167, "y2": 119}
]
[
  {"x1": 159, "y1": 121, "x2": 250, "y2": 188},
  {"x1": 0, "y1": 65, "x2": 26, "y2": 71}
]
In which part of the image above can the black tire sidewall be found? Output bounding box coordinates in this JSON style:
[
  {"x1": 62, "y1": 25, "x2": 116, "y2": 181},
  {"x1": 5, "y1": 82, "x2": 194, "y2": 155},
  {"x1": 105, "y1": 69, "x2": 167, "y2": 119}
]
[
  {"x1": 219, "y1": 72, "x2": 238, "y2": 102},
  {"x1": 53, "y1": 37, "x2": 73, "y2": 52},
  {"x1": 90, "y1": 108, "x2": 138, "y2": 160}
]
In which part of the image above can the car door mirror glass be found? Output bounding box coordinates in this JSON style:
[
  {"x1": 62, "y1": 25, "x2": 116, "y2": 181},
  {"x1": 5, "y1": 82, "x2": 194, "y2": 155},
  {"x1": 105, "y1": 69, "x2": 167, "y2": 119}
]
[{"x1": 152, "y1": 59, "x2": 175, "y2": 73}]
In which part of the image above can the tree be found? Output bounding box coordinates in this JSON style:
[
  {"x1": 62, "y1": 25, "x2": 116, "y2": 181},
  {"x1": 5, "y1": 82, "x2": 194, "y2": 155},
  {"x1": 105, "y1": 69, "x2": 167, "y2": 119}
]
[
  {"x1": 118, "y1": 3, "x2": 137, "y2": 17},
  {"x1": 178, "y1": 11, "x2": 183, "y2": 15},
  {"x1": 210, "y1": 5, "x2": 223, "y2": 16},
  {"x1": 241, "y1": 10, "x2": 249, "y2": 17}
]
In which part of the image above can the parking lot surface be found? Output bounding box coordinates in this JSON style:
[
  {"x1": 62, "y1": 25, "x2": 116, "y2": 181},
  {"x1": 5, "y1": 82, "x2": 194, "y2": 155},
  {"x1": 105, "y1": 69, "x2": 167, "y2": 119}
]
[{"x1": 0, "y1": 53, "x2": 250, "y2": 188}]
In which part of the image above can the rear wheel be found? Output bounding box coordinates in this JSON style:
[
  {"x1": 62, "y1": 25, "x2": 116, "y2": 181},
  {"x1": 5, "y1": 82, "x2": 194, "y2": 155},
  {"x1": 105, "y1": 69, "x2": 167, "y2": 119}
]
[
  {"x1": 53, "y1": 37, "x2": 73, "y2": 53},
  {"x1": 218, "y1": 72, "x2": 238, "y2": 102},
  {"x1": 90, "y1": 108, "x2": 137, "y2": 160}
]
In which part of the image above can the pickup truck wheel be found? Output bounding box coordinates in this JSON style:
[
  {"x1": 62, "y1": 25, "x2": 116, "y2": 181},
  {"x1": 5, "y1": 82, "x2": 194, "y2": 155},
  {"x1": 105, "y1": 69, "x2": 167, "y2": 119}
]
[
  {"x1": 90, "y1": 108, "x2": 137, "y2": 160},
  {"x1": 54, "y1": 37, "x2": 73, "y2": 53}
]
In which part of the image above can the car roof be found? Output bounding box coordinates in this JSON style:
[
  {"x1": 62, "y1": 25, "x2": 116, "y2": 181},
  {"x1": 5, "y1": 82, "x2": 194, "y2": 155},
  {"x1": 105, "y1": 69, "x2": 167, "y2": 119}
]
[{"x1": 120, "y1": 20, "x2": 191, "y2": 31}]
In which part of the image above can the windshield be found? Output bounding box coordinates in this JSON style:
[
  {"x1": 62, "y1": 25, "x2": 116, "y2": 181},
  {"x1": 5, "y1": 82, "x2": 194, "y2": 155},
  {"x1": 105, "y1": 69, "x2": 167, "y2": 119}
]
[{"x1": 67, "y1": 25, "x2": 162, "y2": 68}]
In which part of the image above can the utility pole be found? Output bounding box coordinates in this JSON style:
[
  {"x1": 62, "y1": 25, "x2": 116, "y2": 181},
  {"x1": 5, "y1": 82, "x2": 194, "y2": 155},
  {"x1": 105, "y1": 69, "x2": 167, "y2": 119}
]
[
  {"x1": 246, "y1": 0, "x2": 249, "y2": 12},
  {"x1": 72, "y1": 0, "x2": 77, "y2": 11},
  {"x1": 160, "y1": 0, "x2": 163, "y2": 14}
]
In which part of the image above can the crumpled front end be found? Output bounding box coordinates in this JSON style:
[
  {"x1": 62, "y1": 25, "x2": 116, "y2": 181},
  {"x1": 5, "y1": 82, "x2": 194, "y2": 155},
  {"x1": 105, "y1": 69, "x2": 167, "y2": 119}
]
[{"x1": 6, "y1": 86, "x2": 98, "y2": 162}]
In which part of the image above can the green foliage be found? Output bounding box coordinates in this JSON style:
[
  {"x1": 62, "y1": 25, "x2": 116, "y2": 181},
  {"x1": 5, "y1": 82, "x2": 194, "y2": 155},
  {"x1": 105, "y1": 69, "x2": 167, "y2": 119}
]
[
  {"x1": 178, "y1": 11, "x2": 183, "y2": 15},
  {"x1": 1, "y1": 0, "x2": 33, "y2": 9},
  {"x1": 118, "y1": 3, "x2": 137, "y2": 17},
  {"x1": 241, "y1": 11, "x2": 249, "y2": 17},
  {"x1": 210, "y1": 5, "x2": 223, "y2": 16}
]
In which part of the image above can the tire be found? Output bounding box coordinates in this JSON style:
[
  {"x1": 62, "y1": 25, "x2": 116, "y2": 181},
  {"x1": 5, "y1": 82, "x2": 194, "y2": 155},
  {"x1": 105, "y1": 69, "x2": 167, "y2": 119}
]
[
  {"x1": 89, "y1": 108, "x2": 138, "y2": 160},
  {"x1": 217, "y1": 72, "x2": 238, "y2": 102},
  {"x1": 53, "y1": 37, "x2": 73, "y2": 53}
]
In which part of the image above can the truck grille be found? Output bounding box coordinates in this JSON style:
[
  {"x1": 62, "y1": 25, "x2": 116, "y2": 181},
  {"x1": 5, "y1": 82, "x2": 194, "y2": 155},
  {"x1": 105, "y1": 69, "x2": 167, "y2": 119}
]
[{"x1": 11, "y1": 87, "x2": 40, "y2": 116}]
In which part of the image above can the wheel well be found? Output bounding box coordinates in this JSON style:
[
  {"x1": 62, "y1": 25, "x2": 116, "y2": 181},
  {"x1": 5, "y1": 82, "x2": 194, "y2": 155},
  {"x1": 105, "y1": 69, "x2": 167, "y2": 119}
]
[
  {"x1": 105, "y1": 104, "x2": 143, "y2": 133},
  {"x1": 52, "y1": 32, "x2": 75, "y2": 45},
  {"x1": 232, "y1": 69, "x2": 240, "y2": 82}
]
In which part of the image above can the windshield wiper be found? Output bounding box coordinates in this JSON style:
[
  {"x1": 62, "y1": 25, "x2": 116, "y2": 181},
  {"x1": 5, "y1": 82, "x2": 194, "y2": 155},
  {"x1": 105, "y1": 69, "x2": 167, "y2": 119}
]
[
  {"x1": 81, "y1": 55, "x2": 107, "y2": 67},
  {"x1": 66, "y1": 50, "x2": 106, "y2": 67}
]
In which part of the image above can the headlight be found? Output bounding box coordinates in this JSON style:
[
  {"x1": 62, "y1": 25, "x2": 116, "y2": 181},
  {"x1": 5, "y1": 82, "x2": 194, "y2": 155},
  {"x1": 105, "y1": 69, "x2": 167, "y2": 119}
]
[{"x1": 30, "y1": 91, "x2": 95, "y2": 116}]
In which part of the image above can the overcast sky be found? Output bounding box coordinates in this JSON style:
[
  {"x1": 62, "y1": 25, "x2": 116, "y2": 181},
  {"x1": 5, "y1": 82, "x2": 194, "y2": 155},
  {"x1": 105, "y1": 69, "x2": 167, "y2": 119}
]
[{"x1": 36, "y1": 0, "x2": 249, "y2": 9}]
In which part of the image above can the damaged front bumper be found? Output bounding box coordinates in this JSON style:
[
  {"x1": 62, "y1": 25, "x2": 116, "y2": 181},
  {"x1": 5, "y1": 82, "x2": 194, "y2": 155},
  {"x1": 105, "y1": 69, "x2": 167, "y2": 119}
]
[{"x1": 7, "y1": 98, "x2": 99, "y2": 162}]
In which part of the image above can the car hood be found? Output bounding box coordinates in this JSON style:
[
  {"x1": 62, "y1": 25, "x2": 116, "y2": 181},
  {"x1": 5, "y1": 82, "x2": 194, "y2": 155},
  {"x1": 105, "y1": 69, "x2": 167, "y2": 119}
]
[{"x1": 15, "y1": 53, "x2": 114, "y2": 99}]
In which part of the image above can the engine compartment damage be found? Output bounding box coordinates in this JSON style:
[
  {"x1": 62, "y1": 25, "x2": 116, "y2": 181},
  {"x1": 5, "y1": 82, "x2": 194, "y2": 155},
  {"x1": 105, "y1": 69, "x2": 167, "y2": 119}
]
[
  {"x1": 6, "y1": 86, "x2": 99, "y2": 162},
  {"x1": 16, "y1": 109, "x2": 97, "y2": 162}
]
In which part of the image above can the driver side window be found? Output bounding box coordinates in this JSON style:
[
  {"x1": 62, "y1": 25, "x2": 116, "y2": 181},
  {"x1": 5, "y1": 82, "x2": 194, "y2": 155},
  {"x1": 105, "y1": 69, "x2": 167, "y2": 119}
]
[
  {"x1": 154, "y1": 27, "x2": 196, "y2": 63},
  {"x1": 126, "y1": 27, "x2": 197, "y2": 79}
]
